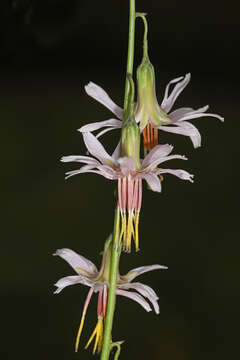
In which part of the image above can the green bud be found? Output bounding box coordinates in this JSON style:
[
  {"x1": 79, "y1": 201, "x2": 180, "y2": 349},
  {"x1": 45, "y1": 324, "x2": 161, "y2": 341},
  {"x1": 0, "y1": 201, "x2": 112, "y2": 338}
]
[
  {"x1": 121, "y1": 75, "x2": 141, "y2": 170},
  {"x1": 121, "y1": 114, "x2": 141, "y2": 170},
  {"x1": 136, "y1": 57, "x2": 171, "y2": 130}
]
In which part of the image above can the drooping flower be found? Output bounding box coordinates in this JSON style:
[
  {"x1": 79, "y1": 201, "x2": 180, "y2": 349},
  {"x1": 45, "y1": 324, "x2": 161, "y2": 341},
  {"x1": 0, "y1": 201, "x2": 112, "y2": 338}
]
[
  {"x1": 53, "y1": 235, "x2": 167, "y2": 354},
  {"x1": 61, "y1": 132, "x2": 193, "y2": 251},
  {"x1": 79, "y1": 74, "x2": 223, "y2": 150}
]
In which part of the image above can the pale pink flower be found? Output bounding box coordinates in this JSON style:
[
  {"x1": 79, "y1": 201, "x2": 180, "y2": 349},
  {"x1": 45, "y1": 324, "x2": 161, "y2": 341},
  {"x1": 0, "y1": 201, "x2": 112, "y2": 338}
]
[
  {"x1": 80, "y1": 75, "x2": 223, "y2": 148},
  {"x1": 53, "y1": 236, "x2": 167, "y2": 353},
  {"x1": 61, "y1": 132, "x2": 193, "y2": 251}
]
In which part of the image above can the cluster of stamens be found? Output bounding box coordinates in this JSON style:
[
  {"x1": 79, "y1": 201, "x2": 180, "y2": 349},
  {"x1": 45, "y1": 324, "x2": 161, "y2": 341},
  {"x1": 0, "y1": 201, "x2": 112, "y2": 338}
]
[
  {"x1": 118, "y1": 176, "x2": 142, "y2": 252},
  {"x1": 75, "y1": 285, "x2": 108, "y2": 354},
  {"x1": 142, "y1": 123, "x2": 158, "y2": 153}
]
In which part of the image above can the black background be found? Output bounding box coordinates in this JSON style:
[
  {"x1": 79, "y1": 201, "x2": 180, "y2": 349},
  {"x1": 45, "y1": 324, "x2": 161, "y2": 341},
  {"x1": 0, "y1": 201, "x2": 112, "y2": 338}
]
[{"x1": 0, "y1": 1, "x2": 238, "y2": 360}]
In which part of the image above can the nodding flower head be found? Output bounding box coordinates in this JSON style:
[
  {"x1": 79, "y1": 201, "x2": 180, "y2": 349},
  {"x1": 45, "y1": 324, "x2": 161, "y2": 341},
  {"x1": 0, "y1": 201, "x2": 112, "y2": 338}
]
[
  {"x1": 79, "y1": 77, "x2": 223, "y2": 150},
  {"x1": 135, "y1": 56, "x2": 171, "y2": 152},
  {"x1": 53, "y1": 235, "x2": 167, "y2": 354},
  {"x1": 61, "y1": 133, "x2": 193, "y2": 252}
]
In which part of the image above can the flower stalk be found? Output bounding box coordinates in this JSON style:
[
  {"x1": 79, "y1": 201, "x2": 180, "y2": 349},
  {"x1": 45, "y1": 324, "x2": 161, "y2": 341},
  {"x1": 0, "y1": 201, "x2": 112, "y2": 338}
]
[{"x1": 101, "y1": 1, "x2": 136, "y2": 358}]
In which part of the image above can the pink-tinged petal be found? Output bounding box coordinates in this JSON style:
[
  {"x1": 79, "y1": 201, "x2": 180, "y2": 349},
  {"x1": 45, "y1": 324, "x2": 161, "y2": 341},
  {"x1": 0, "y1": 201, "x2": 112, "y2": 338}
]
[
  {"x1": 96, "y1": 127, "x2": 118, "y2": 138},
  {"x1": 65, "y1": 164, "x2": 117, "y2": 180},
  {"x1": 83, "y1": 132, "x2": 114, "y2": 165},
  {"x1": 175, "y1": 121, "x2": 202, "y2": 148},
  {"x1": 178, "y1": 111, "x2": 224, "y2": 122},
  {"x1": 122, "y1": 264, "x2": 168, "y2": 282},
  {"x1": 118, "y1": 157, "x2": 136, "y2": 176},
  {"x1": 78, "y1": 119, "x2": 122, "y2": 133},
  {"x1": 54, "y1": 275, "x2": 94, "y2": 294},
  {"x1": 160, "y1": 124, "x2": 196, "y2": 136},
  {"x1": 157, "y1": 169, "x2": 194, "y2": 183},
  {"x1": 53, "y1": 248, "x2": 98, "y2": 275},
  {"x1": 118, "y1": 283, "x2": 160, "y2": 314},
  {"x1": 85, "y1": 82, "x2": 123, "y2": 119},
  {"x1": 112, "y1": 141, "x2": 121, "y2": 161},
  {"x1": 161, "y1": 73, "x2": 191, "y2": 113},
  {"x1": 145, "y1": 154, "x2": 187, "y2": 172},
  {"x1": 168, "y1": 107, "x2": 198, "y2": 122},
  {"x1": 142, "y1": 173, "x2": 162, "y2": 192},
  {"x1": 116, "y1": 289, "x2": 152, "y2": 312},
  {"x1": 142, "y1": 144, "x2": 173, "y2": 168},
  {"x1": 61, "y1": 155, "x2": 99, "y2": 166}
]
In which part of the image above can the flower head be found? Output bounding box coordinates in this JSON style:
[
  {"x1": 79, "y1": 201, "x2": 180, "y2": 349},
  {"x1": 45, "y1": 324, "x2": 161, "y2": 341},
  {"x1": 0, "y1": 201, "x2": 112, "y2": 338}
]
[
  {"x1": 53, "y1": 235, "x2": 167, "y2": 354},
  {"x1": 80, "y1": 75, "x2": 223, "y2": 150},
  {"x1": 61, "y1": 132, "x2": 193, "y2": 251}
]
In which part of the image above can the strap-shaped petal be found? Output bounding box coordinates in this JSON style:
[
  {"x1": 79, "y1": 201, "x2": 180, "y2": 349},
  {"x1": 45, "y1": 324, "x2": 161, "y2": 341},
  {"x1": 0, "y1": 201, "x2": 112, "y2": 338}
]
[
  {"x1": 118, "y1": 282, "x2": 160, "y2": 314},
  {"x1": 53, "y1": 248, "x2": 98, "y2": 275},
  {"x1": 61, "y1": 155, "x2": 99, "y2": 166},
  {"x1": 121, "y1": 264, "x2": 167, "y2": 282},
  {"x1": 161, "y1": 73, "x2": 191, "y2": 113},
  {"x1": 78, "y1": 119, "x2": 122, "y2": 133},
  {"x1": 85, "y1": 82, "x2": 123, "y2": 119},
  {"x1": 83, "y1": 132, "x2": 114, "y2": 165},
  {"x1": 116, "y1": 289, "x2": 152, "y2": 312},
  {"x1": 141, "y1": 144, "x2": 173, "y2": 168},
  {"x1": 157, "y1": 168, "x2": 194, "y2": 183},
  {"x1": 141, "y1": 173, "x2": 162, "y2": 192},
  {"x1": 54, "y1": 275, "x2": 94, "y2": 294}
]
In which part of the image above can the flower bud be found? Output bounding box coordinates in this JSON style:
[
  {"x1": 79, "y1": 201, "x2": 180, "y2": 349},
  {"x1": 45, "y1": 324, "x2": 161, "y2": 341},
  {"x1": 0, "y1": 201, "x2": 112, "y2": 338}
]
[
  {"x1": 135, "y1": 57, "x2": 171, "y2": 130},
  {"x1": 121, "y1": 75, "x2": 141, "y2": 169}
]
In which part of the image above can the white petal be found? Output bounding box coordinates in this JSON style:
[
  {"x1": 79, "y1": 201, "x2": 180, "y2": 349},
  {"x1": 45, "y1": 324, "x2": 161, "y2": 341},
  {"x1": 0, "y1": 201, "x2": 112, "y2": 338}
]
[
  {"x1": 142, "y1": 144, "x2": 173, "y2": 168},
  {"x1": 54, "y1": 275, "x2": 93, "y2": 294},
  {"x1": 157, "y1": 169, "x2": 194, "y2": 183},
  {"x1": 116, "y1": 289, "x2": 152, "y2": 312},
  {"x1": 83, "y1": 132, "x2": 114, "y2": 165},
  {"x1": 96, "y1": 127, "x2": 118, "y2": 138},
  {"x1": 112, "y1": 141, "x2": 121, "y2": 161},
  {"x1": 118, "y1": 157, "x2": 136, "y2": 176},
  {"x1": 78, "y1": 119, "x2": 122, "y2": 133},
  {"x1": 53, "y1": 248, "x2": 98, "y2": 275},
  {"x1": 161, "y1": 73, "x2": 191, "y2": 113},
  {"x1": 168, "y1": 107, "x2": 198, "y2": 122},
  {"x1": 61, "y1": 155, "x2": 99, "y2": 166},
  {"x1": 122, "y1": 264, "x2": 168, "y2": 282},
  {"x1": 85, "y1": 82, "x2": 123, "y2": 119},
  {"x1": 145, "y1": 154, "x2": 187, "y2": 172},
  {"x1": 178, "y1": 111, "x2": 224, "y2": 122},
  {"x1": 118, "y1": 282, "x2": 160, "y2": 314},
  {"x1": 142, "y1": 173, "x2": 162, "y2": 192}
]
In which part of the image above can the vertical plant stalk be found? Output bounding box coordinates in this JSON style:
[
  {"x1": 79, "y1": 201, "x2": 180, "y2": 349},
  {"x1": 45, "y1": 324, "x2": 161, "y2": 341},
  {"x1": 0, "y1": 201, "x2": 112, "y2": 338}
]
[
  {"x1": 123, "y1": 0, "x2": 136, "y2": 112},
  {"x1": 100, "y1": 1, "x2": 136, "y2": 359}
]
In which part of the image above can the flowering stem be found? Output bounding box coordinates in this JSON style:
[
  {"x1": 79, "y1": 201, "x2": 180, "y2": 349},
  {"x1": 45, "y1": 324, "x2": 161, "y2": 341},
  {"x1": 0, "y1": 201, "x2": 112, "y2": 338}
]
[
  {"x1": 100, "y1": 2, "x2": 136, "y2": 359},
  {"x1": 100, "y1": 207, "x2": 121, "y2": 360},
  {"x1": 123, "y1": 0, "x2": 136, "y2": 111}
]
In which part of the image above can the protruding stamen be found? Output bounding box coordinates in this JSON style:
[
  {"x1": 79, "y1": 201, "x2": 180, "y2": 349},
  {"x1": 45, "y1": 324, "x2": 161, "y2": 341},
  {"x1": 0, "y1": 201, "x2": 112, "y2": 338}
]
[
  {"x1": 102, "y1": 285, "x2": 108, "y2": 318},
  {"x1": 134, "y1": 211, "x2": 140, "y2": 251},
  {"x1": 75, "y1": 288, "x2": 94, "y2": 352},
  {"x1": 85, "y1": 316, "x2": 104, "y2": 354}
]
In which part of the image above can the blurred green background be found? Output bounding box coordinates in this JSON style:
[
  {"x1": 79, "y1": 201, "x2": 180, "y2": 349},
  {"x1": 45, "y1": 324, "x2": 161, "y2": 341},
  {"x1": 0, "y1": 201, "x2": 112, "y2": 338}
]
[{"x1": 0, "y1": 1, "x2": 238, "y2": 359}]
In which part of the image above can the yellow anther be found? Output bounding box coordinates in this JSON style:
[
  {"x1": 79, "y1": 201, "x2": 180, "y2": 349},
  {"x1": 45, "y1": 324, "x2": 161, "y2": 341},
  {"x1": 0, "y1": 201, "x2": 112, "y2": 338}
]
[
  {"x1": 125, "y1": 212, "x2": 134, "y2": 252},
  {"x1": 120, "y1": 213, "x2": 127, "y2": 245},
  {"x1": 75, "y1": 315, "x2": 85, "y2": 352},
  {"x1": 134, "y1": 212, "x2": 140, "y2": 251},
  {"x1": 85, "y1": 316, "x2": 104, "y2": 354}
]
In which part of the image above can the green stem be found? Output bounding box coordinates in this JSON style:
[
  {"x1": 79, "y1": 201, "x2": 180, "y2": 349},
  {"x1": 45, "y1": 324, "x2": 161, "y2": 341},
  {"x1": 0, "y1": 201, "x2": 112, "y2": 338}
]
[
  {"x1": 100, "y1": 2, "x2": 136, "y2": 359},
  {"x1": 100, "y1": 207, "x2": 121, "y2": 360},
  {"x1": 123, "y1": 0, "x2": 136, "y2": 111}
]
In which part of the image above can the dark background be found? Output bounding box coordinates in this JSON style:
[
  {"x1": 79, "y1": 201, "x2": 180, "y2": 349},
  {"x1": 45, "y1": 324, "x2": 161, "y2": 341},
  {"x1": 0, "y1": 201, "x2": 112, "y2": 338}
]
[{"x1": 1, "y1": 1, "x2": 238, "y2": 359}]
